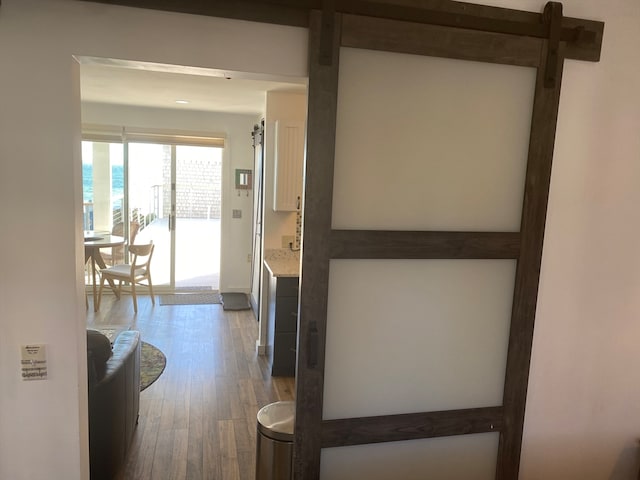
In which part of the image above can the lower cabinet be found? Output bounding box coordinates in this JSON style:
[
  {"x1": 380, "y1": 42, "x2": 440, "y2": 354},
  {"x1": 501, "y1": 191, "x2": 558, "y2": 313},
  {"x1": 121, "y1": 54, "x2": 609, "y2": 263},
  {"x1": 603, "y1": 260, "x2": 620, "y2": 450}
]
[{"x1": 266, "y1": 274, "x2": 299, "y2": 377}]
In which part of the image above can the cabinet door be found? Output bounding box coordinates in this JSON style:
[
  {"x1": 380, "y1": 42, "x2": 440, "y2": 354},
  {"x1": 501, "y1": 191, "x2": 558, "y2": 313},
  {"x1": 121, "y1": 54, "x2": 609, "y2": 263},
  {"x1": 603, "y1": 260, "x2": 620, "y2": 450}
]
[
  {"x1": 275, "y1": 296, "x2": 299, "y2": 333},
  {"x1": 273, "y1": 332, "x2": 297, "y2": 377},
  {"x1": 274, "y1": 120, "x2": 304, "y2": 211},
  {"x1": 276, "y1": 276, "x2": 300, "y2": 298}
]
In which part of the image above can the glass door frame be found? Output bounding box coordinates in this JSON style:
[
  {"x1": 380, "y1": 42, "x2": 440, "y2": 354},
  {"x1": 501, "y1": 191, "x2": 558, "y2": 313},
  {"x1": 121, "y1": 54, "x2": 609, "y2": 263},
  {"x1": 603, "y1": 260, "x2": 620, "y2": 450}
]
[
  {"x1": 123, "y1": 140, "x2": 177, "y2": 290},
  {"x1": 121, "y1": 130, "x2": 224, "y2": 293}
]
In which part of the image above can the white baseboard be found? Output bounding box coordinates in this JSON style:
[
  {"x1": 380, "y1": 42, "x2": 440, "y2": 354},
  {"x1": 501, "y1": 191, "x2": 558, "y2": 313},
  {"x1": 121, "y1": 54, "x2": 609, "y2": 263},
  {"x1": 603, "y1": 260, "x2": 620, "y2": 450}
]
[{"x1": 256, "y1": 340, "x2": 267, "y2": 356}]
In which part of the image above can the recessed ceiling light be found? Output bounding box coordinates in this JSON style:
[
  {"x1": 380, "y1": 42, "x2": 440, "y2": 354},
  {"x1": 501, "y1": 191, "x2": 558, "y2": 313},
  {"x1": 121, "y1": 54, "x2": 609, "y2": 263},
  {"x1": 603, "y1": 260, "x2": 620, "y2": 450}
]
[{"x1": 175, "y1": 99, "x2": 189, "y2": 104}]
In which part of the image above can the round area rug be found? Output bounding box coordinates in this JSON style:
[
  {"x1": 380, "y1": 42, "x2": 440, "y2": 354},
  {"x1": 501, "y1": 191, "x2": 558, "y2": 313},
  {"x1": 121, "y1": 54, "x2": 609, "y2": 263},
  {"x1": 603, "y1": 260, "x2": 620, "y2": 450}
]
[{"x1": 140, "y1": 341, "x2": 166, "y2": 391}]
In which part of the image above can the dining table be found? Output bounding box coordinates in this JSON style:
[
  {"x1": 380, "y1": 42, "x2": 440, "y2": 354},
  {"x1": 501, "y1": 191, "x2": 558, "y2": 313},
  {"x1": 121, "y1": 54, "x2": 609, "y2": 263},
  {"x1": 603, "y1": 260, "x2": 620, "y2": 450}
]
[{"x1": 84, "y1": 231, "x2": 126, "y2": 311}]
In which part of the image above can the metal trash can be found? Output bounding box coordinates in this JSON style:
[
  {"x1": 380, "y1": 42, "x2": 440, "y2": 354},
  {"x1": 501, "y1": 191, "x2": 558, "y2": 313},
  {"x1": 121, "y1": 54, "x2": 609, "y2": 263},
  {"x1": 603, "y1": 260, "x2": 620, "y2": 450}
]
[{"x1": 255, "y1": 400, "x2": 295, "y2": 480}]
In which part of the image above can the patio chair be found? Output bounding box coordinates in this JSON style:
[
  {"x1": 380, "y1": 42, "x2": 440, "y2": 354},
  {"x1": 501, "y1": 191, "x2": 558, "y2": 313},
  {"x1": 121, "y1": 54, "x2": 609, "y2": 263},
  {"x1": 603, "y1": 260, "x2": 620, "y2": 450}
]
[
  {"x1": 97, "y1": 242, "x2": 155, "y2": 314},
  {"x1": 101, "y1": 221, "x2": 140, "y2": 266}
]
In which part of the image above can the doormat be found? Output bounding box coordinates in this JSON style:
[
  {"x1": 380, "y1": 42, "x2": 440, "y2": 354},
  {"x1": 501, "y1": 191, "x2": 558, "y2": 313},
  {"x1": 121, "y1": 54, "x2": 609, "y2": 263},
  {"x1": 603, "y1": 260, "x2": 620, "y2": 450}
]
[
  {"x1": 159, "y1": 293, "x2": 221, "y2": 306},
  {"x1": 140, "y1": 341, "x2": 166, "y2": 391},
  {"x1": 220, "y1": 292, "x2": 251, "y2": 311}
]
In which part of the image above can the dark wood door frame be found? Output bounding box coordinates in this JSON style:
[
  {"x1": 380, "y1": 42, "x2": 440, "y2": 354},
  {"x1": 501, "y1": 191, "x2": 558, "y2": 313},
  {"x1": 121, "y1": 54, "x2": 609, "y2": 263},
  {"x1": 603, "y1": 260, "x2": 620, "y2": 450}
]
[{"x1": 76, "y1": 1, "x2": 603, "y2": 478}]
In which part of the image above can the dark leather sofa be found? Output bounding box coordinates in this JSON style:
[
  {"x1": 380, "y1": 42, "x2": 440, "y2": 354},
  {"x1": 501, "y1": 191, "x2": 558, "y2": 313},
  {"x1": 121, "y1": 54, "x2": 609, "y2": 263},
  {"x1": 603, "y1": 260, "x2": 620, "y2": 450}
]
[{"x1": 87, "y1": 330, "x2": 141, "y2": 480}]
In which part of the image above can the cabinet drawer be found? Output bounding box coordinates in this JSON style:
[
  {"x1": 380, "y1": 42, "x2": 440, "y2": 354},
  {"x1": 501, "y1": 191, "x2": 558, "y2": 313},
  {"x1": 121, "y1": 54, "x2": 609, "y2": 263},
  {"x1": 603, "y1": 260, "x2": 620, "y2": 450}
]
[
  {"x1": 275, "y1": 296, "x2": 298, "y2": 333},
  {"x1": 276, "y1": 276, "x2": 299, "y2": 298}
]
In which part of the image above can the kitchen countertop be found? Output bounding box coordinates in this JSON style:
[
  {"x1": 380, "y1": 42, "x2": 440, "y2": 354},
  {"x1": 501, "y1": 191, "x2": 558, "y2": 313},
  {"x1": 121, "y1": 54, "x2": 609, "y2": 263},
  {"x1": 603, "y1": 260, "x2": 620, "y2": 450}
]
[{"x1": 264, "y1": 249, "x2": 300, "y2": 277}]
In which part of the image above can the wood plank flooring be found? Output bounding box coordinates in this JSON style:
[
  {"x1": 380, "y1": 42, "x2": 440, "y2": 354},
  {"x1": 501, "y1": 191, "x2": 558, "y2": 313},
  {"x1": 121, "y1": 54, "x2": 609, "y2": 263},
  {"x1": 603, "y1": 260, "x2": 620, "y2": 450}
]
[{"x1": 86, "y1": 293, "x2": 295, "y2": 480}]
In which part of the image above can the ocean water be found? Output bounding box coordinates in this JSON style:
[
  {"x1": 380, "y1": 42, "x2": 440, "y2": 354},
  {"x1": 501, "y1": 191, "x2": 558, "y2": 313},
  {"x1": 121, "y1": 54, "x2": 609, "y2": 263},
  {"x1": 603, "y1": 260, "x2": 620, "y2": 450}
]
[{"x1": 82, "y1": 164, "x2": 124, "y2": 202}]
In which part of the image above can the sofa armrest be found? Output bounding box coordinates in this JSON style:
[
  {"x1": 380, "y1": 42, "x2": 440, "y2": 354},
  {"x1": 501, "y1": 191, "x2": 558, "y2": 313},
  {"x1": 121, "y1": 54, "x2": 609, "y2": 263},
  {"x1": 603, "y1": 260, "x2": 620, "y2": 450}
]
[{"x1": 89, "y1": 330, "x2": 141, "y2": 480}]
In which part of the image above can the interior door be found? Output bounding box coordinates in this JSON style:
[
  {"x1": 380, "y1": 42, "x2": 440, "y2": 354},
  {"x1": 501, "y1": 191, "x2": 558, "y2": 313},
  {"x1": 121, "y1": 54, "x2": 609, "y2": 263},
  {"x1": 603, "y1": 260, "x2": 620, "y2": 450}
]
[
  {"x1": 250, "y1": 121, "x2": 265, "y2": 315},
  {"x1": 295, "y1": 8, "x2": 567, "y2": 480}
]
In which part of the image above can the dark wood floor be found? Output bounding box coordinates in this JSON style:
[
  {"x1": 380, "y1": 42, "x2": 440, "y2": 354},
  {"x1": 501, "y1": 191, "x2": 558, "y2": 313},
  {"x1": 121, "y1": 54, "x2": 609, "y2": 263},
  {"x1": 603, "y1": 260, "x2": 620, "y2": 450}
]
[{"x1": 86, "y1": 293, "x2": 295, "y2": 480}]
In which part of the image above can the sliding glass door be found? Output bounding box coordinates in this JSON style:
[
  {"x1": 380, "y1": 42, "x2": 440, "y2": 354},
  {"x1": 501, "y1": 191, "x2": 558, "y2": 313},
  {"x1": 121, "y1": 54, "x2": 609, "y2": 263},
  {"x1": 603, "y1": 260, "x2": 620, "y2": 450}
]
[
  {"x1": 174, "y1": 145, "x2": 222, "y2": 289},
  {"x1": 128, "y1": 142, "x2": 222, "y2": 292},
  {"x1": 127, "y1": 142, "x2": 170, "y2": 286},
  {"x1": 82, "y1": 130, "x2": 224, "y2": 293}
]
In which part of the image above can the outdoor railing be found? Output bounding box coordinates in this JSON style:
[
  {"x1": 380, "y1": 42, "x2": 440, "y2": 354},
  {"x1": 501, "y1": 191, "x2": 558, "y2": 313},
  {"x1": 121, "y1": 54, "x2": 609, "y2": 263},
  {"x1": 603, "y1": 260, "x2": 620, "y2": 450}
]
[{"x1": 83, "y1": 192, "x2": 160, "y2": 232}]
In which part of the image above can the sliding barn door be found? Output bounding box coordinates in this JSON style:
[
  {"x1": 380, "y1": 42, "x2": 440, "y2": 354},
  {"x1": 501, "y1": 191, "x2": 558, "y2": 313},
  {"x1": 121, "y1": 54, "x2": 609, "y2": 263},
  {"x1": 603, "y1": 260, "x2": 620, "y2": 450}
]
[{"x1": 295, "y1": 7, "x2": 565, "y2": 480}]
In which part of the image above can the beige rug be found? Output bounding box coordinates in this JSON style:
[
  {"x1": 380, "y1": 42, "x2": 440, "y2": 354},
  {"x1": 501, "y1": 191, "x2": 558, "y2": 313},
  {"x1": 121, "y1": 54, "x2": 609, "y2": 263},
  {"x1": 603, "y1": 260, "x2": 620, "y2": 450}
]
[{"x1": 140, "y1": 342, "x2": 166, "y2": 391}]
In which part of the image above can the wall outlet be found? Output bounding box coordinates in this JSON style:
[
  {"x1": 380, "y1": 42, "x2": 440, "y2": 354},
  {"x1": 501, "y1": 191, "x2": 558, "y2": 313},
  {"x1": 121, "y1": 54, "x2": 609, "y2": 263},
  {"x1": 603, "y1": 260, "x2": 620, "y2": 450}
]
[
  {"x1": 282, "y1": 235, "x2": 295, "y2": 248},
  {"x1": 232, "y1": 209, "x2": 242, "y2": 219}
]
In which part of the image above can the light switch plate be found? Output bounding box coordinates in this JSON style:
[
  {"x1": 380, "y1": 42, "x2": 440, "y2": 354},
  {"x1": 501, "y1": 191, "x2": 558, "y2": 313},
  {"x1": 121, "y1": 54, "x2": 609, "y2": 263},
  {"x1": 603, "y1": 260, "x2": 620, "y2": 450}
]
[{"x1": 21, "y1": 344, "x2": 47, "y2": 381}]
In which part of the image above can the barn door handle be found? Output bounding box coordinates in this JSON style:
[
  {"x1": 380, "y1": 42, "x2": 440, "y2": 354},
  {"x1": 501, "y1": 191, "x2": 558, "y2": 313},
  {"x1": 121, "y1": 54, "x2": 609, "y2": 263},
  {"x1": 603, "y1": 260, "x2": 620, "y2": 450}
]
[{"x1": 308, "y1": 322, "x2": 318, "y2": 368}]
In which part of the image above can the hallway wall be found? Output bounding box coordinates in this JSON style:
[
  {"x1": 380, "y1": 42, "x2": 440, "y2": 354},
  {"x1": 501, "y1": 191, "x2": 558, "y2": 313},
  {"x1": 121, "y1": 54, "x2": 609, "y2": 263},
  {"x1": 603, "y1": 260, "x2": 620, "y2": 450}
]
[{"x1": 0, "y1": 1, "x2": 306, "y2": 478}]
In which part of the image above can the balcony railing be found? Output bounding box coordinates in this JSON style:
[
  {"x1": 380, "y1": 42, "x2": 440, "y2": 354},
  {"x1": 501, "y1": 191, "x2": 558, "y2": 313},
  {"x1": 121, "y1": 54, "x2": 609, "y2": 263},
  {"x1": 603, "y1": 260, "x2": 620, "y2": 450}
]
[{"x1": 83, "y1": 189, "x2": 160, "y2": 232}]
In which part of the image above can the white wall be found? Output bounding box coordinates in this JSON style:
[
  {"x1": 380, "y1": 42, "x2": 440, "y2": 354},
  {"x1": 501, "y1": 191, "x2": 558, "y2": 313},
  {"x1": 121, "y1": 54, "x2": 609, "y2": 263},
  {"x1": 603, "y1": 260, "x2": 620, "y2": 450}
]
[
  {"x1": 0, "y1": 1, "x2": 306, "y2": 479},
  {"x1": 527, "y1": 2, "x2": 640, "y2": 479},
  {"x1": 81, "y1": 102, "x2": 259, "y2": 292}
]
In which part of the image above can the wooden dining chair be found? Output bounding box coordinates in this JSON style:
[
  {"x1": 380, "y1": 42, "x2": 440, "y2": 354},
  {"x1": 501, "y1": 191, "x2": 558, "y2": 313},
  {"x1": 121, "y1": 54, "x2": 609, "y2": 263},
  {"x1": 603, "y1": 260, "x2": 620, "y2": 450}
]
[
  {"x1": 101, "y1": 221, "x2": 140, "y2": 266},
  {"x1": 97, "y1": 242, "x2": 155, "y2": 314}
]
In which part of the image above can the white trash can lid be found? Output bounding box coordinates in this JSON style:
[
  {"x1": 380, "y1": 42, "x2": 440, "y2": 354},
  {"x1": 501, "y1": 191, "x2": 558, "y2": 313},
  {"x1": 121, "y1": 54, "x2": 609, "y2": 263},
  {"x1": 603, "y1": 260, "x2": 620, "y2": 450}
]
[{"x1": 257, "y1": 401, "x2": 295, "y2": 442}]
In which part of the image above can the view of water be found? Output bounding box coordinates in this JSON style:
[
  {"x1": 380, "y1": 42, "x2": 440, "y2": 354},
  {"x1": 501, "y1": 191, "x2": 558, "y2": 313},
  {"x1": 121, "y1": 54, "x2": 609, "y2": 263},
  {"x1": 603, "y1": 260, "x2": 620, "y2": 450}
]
[{"x1": 83, "y1": 164, "x2": 124, "y2": 202}]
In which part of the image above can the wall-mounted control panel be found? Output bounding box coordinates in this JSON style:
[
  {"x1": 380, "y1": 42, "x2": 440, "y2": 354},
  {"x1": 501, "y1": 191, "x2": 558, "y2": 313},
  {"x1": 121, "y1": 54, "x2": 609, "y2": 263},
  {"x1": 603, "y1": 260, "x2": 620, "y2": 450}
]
[{"x1": 21, "y1": 344, "x2": 47, "y2": 381}]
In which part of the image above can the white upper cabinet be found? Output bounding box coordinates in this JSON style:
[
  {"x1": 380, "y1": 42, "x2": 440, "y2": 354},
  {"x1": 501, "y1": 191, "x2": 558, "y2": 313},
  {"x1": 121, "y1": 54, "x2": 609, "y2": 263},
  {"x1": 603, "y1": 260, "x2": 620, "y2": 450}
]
[{"x1": 273, "y1": 120, "x2": 305, "y2": 211}]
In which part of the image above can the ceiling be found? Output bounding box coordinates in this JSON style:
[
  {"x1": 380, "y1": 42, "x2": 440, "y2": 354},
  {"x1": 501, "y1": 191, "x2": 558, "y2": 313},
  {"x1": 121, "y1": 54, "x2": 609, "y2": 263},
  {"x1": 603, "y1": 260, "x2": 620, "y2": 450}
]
[{"x1": 79, "y1": 57, "x2": 307, "y2": 115}]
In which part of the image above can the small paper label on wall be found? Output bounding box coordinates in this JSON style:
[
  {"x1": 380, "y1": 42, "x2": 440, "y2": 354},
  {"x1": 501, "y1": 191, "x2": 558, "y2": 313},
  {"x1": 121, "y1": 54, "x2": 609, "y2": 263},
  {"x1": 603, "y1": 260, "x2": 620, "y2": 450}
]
[{"x1": 21, "y1": 344, "x2": 47, "y2": 381}]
